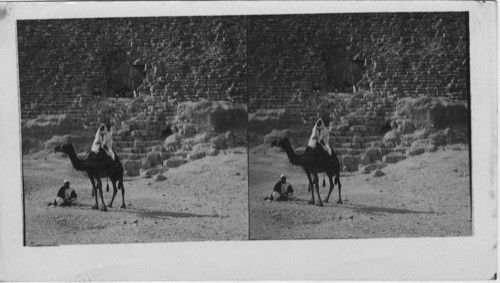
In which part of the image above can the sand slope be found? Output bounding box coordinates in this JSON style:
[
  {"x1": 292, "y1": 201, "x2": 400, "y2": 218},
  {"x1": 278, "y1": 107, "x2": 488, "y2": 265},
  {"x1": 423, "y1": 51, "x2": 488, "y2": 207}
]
[
  {"x1": 23, "y1": 148, "x2": 248, "y2": 246},
  {"x1": 249, "y1": 145, "x2": 471, "y2": 240}
]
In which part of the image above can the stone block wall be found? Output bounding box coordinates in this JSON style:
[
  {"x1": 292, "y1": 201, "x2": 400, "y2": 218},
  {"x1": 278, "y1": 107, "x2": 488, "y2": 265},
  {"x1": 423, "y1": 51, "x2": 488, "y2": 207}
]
[
  {"x1": 247, "y1": 12, "x2": 469, "y2": 113},
  {"x1": 18, "y1": 12, "x2": 469, "y2": 121},
  {"x1": 18, "y1": 16, "x2": 246, "y2": 120}
]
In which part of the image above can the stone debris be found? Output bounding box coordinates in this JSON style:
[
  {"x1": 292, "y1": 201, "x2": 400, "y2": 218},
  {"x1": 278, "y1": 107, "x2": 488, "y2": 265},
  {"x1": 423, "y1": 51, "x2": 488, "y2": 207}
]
[
  {"x1": 155, "y1": 173, "x2": 167, "y2": 182},
  {"x1": 373, "y1": 169, "x2": 386, "y2": 177}
]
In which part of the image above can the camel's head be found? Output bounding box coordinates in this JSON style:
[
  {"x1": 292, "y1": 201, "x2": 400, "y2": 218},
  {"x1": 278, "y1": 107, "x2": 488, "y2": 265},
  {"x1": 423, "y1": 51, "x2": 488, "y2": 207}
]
[{"x1": 54, "y1": 143, "x2": 74, "y2": 154}]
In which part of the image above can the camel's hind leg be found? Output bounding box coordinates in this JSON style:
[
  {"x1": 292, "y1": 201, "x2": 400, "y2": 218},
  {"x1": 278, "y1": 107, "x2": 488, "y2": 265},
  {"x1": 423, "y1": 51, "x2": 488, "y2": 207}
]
[
  {"x1": 91, "y1": 177, "x2": 99, "y2": 210},
  {"x1": 312, "y1": 173, "x2": 323, "y2": 207},
  {"x1": 119, "y1": 179, "x2": 126, "y2": 209},
  {"x1": 323, "y1": 174, "x2": 334, "y2": 203},
  {"x1": 97, "y1": 180, "x2": 107, "y2": 212},
  {"x1": 305, "y1": 171, "x2": 315, "y2": 204},
  {"x1": 336, "y1": 175, "x2": 342, "y2": 204},
  {"x1": 108, "y1": 180, "x2": 118, "y2": 208}
]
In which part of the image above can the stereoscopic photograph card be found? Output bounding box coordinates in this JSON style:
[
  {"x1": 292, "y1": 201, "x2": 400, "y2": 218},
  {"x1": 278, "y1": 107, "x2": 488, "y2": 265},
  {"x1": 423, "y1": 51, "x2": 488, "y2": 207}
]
[{"x1": 0, "y1": 1, "x2": 497, "y2": 281}]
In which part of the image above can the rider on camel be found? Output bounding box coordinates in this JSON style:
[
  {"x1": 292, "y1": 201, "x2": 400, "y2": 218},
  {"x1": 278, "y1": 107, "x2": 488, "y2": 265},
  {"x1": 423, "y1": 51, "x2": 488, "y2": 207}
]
[
  {"x1": 91, "y1": 123, "x2": 115, "y2": 161},
  {"x1": 307, "y1": 117, "x2": 332, "y2": 156}
]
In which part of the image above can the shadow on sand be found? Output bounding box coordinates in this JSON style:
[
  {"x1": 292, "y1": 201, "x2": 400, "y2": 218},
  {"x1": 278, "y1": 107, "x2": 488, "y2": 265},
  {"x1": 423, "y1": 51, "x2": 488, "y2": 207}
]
[
  {"x1": 65, "y1": 203, "x2": 223, "y2": 219},
  {"x1": 345, "y1": 203, "x2": 443, "y2": 216}
]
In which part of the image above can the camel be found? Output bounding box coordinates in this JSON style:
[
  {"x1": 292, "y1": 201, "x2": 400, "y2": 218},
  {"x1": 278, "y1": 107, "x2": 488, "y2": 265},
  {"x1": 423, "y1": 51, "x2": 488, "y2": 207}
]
[
  {"x1": 54, "y1": 143, "x2": 126, "y2": 211},
  {"x1": 270, "y1": 137, "x2": 342, "y2": 206}
]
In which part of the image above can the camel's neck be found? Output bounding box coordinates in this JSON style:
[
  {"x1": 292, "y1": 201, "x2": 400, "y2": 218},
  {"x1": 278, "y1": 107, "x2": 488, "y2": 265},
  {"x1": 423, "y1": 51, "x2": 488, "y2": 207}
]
[
  {"x1": 281, "y1": 140, "x2": 303, "y2": 166},
  {"x1": 64, "y1": 147, "x2": 86, "y2": 171}
]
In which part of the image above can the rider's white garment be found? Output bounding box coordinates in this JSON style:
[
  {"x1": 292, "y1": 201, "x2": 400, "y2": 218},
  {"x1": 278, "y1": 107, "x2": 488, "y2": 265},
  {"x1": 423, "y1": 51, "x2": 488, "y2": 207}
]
[
  {"x1": 91, "y1": 124, "x2": 115, "y2": 160},
  {"x1": 307, "y1": 118, "x2": 332, "y2": 155}
]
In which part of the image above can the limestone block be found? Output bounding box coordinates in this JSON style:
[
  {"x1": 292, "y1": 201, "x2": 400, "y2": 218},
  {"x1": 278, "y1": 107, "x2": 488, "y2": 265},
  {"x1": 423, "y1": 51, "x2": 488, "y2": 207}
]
[
  {"x1": 125, "y1": 169, "x2": 140, "y2": 177},
  {"x1": 342, "y1": 155, "x2": 360, "y2": 166},
  {"x1": 131, "y1": 147, "x2": 143, "y2": 154},
  {"x1": 209, "y1": 147, "x2": 219, "y2": 156},
  {"x1": 123, "y1": 160, "x2": 139, "y2": 171},
  {"x1": 408, "y1": 147, "x2": 425, "y2": 156},
  {"x1": 362, "y1": 163, "x2": 379, "y2": 172},
  {"x1": 180, "y1": 123, "x2": 197, "y2": 138},
  {"x1": 360, "y1": 154, "x2": 370, "y2": 165},
  {"x1": 145, "y1": 168, "x2": 159, "y2": 176},
  {"x1": 175, "y1": 151, "x2": 189, "y2": 158},
  {"x1": 382, "y1": 152, "x2": 406, "y2": 163},
  {"x1": 365, "y1": 147, "x2": 382, "y2": 162},
  {"x1": 189, "y1": 151, "x2": 206, "y2": 160},
  {"x1": 394, "y1": 147, "x2": 409, "y2": 155},
  {"x1": 398, "y1": 120, "x2": 416, "y2": 134},
  {"x1": 147, "y1": 152, "x2": 161, "y2": 165},
  {"x1": 161, "y1": 152, "x2": 174, "y2": 160},
  {"x1": 344, "y1": 164, "x2": 358, "y2": 172},
  {"x1": 141, "y1": 159, "x2": 152, "y2": 170},
  {"x1": 165, "y1": 157, "x2": 188, "y2": 168},
  {"x1": 426, "y1": 145, "x2": 439, "y2": 152},
  {"x1": 134, "y1": 140, "x2": 145, "y2": 148},
  {"x1": 353, "y1": 135, "x2": 364, "y2": 143},
  {"x1": 155, "y1": 174, "x2": 167, "y2": 182}
]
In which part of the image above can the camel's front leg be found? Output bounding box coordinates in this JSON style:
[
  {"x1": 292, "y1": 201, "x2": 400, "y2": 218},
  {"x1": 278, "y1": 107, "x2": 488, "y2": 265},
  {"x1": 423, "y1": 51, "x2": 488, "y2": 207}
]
[{"x1": 313, "y1": 174, "x2": 323, "y2": 207}]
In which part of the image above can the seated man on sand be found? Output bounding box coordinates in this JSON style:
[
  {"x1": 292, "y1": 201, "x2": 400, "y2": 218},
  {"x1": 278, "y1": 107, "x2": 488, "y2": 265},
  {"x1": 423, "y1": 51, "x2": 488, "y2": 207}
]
[
  {"x1": 265, "y1": 174, "x2": 294, "y2": 201},
  {"x1": 50, "y1": 180, "x2": 77, "y2": 206}
]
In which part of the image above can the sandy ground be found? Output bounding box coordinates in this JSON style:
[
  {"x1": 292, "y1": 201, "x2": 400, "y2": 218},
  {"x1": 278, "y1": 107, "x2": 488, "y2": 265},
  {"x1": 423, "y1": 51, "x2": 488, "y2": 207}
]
[
  {"x1": 23, "y1": 148, "x2": 248, "y2": 246},
  {"x1": 249, "y1": 144, "x2": 472, "y2": 240}
]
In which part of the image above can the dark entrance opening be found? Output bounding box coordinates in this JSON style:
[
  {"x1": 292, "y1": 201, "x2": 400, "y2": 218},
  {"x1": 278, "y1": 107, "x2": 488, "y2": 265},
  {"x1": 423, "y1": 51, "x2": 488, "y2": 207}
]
[
  {"x1": 110, "y1": 62, "x2": 145, "y2": 98},
  {"x1": 322, "y1": 46, "x2": 367, "y2": 93}
]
